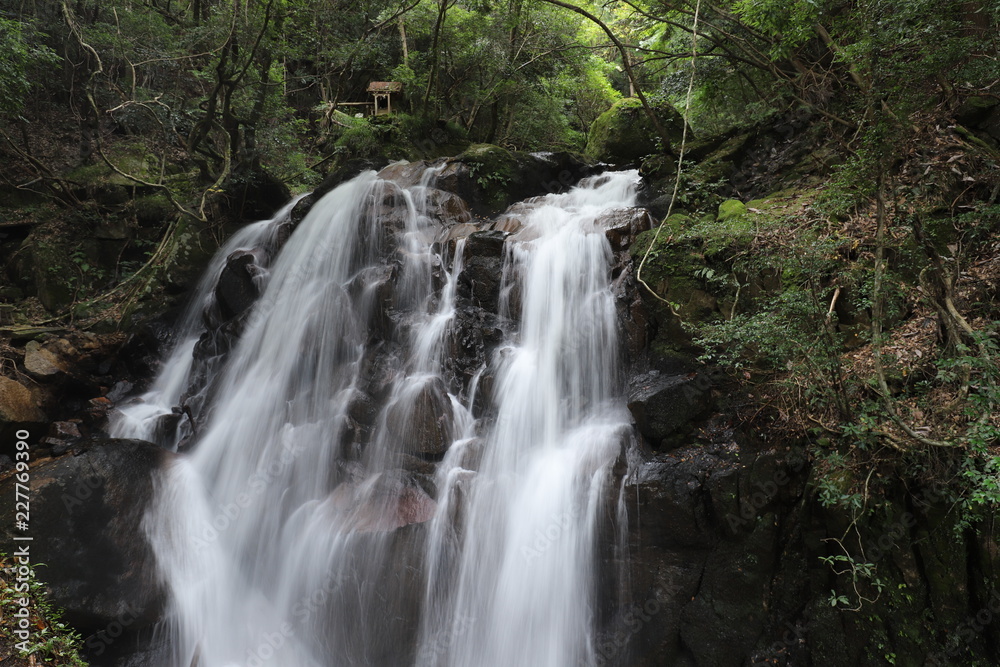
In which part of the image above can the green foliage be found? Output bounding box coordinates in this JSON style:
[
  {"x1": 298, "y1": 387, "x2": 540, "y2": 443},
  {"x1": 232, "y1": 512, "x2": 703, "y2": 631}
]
[
  {"x1": 732, "y1": 0, "x2": 823, "y2": 59},
  {"x1": 334, "y1": 118, "x2": 384, "y2": 159},
  {"x1": 0, "y1": 556, "x2": 88, "y2": 666},
  {"x1": 0, "y1": 17, "x2": 59, "y2": 117}
]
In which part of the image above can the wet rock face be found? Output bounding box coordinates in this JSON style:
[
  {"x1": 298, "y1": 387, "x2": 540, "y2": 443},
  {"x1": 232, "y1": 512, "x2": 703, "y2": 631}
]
[
  {"x1": 0, "y1": 439, "x2": 170, "y2": 632},
  {"x1": 600, "y1": 207, "x2": 655, "y2": 252},
  {"x1": 376, "y1": 147, "x2": 597, "y2": 216},
  {"x1": 215, "y1": 248, "x2": 268, "y2": 321},
  {"x1": 627, "y1": 370, "x2": 714, "y2": 449},
  {"x1": 459, "y1": 230, "x2": 509, "y2": 312},
  {"x1": 384, "y1": 377, "x2": 454, "y2": 457},
  {"x1": 619, "y1": 444, "x2": 808, "y2": 667}
]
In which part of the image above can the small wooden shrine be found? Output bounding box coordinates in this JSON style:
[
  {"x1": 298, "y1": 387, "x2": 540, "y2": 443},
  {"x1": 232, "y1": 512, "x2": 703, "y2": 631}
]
[{"x1": 367, "y1": 81, "x2": 403, "y2": 116}]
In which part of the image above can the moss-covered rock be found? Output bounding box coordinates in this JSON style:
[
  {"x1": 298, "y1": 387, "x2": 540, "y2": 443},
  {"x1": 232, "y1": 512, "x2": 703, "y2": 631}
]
[
  {"x1": 134, "y1": 194, "x2": 176, "y2": 227},
  {"x1": 17, "y1": 234, "x2": 77, "y2": 312},
  {"x1": 458, "y1": 144, "x2": 518, "y2": 208},
  {"x1": 662, "y1": 213, "x2": 693, "y2": 236},
  {"x1": 717, "y1": 199, "x2": 747, "y2": 222},
  {"x1": 630, "y1": 232, "x2": 718, "y2": 342},
  {"x1": 585, "y1": 98, "x2": 687, "y2": 164}
]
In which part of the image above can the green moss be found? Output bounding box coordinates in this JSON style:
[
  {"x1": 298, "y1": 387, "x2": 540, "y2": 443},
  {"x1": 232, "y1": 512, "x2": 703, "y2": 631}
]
[
  {"x1": 22, "y1": 237, "x2": 75, "y2": 311},
  {"x1": 134, "y1": 194, "x2": 175, "y2": 226},
  {"x1": 459, "y1": 144, "x2": 517, "y2": 207},
  {"x1": 631, "y1": 230, "x2": 719, "y2": 323},
  {"x1": 585, "y1": 97, "x2": 686, "y2": 164},
  {"x1": 662, "y1": 213, "x2": 693, "y2": 236},
  {"x1": 66, "y1": 142, "x2": 160, "y2": 187},
  {"x1": 718, "y1": 199, "x2": 747, "y2": 222}
]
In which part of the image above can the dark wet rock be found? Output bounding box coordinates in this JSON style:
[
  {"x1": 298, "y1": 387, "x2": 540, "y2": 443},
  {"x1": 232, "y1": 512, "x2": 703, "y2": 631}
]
[
  {"x1": 348, "y1": 390, "x2": 380, "y2": 428},
  {"x1": 347, "y1": 264, "x2": 396, "y2": 342},
  {"x1": 85, "y1": 396, "x2": 114, "y2": 423},
  {"x1": 42, "y1": 420, "x2": 83, "y2": 455},
  {"x1": 377, "y1": 161, "x2": 430, "y2": 188},
  {"x1": 275, "y1": 159, "x2": 389, "y2": 254},
  {"x1": 361, "y1": 180, "x2": 411, "y2": 234},
  {"x1": 600, "y1": 207, "x2": 654, "y2": 252},
  {"x1": 192, "y1": 316, "x2": 244, "y2": 361},
  {"x1": 422, "y1": 188, "x2": 472, "y2": 226},
  {"x1": 117, "y1": 310, "x2": 182, "y2": 382},
  {"x1": 317, "y1": 158, "x2": 388, "y2": 198},
  {"x1": 385, "y1": 377, "x2": 453, "y2": 457},
  {"x1": 287, "y1": 193, "x2": 315, "y2": 229},
  {"x1": 440, "y1": 222, "x2": 481, "y2": 255},
  {"x1": 106, "y1": 380, "x2": 135, "y2": 404},
  {"x1": 0, "y1": 439, "x2": 170, "y2": 632},
  {"x1": 215, "y1": 248, "x2": 267, "y2": 321},
  {"x1": 223, "y1": 167, "x2": 291, "y2": 222},
  {"x1": 307, "y1": 520, "x2": 428, "y2": 666},
  {"x1": 377, "y1": 148, "x2": 596, "y2": 217},
  {"x1": 612, "y1": 264, "x2": 653, "y2": 362},
  {"x1": 459, "y1": 230, "x2": 508, "y2": 311},
  {"x1": 622, "y1": 445, "x2": 808, "y2": 667},
  {"x1": 627, "y1": 370, "x2": 714, "y2": 449},
  {"x1": 447, "y1": 305, "x2": 504, "y2": 407}
]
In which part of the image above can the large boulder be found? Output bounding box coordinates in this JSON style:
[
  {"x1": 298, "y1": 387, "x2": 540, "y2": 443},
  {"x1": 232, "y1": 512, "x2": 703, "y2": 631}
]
[
  {"x1": 214, "y1": 248, "x2": 267, "y2": 321},
  {"x1": 586, "y1": 98, "x2": 688, "y2": 165},
  {"x1": 373, "y1": 147, "x2": 596, "y2": 217},
  {"x1": 0, "y1": 376, "x2": 46, "y2": 443},
  {"x1": 627, "y1": 370, "x2": 714, "y2": 449},
  {"x1": 620, "y1": 445, "x2": 810, "y2": 667},
  {"x1": 0, "y1": 439, "x2": 171, "y2": 632}
]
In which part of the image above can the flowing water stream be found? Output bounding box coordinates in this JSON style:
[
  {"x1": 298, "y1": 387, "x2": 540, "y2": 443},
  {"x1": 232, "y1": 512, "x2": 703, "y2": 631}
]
[{"x1": 114, "y1": 166, "x2": 641, "y2": 667}]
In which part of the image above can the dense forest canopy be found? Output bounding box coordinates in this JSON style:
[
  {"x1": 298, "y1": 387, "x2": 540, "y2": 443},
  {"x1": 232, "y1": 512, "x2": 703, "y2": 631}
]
[{"x1": 2, "y1": 0, "x2": 996, "y2": 184}]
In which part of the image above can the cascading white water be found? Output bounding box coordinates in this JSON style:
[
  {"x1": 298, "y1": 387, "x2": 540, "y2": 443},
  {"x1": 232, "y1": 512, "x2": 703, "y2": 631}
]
[
  {"x1": 125, "y1": 166, "x2": 640, "y2": 667},
  {"x1": 110, "y1": 196, "x2": 305, "y2": 448},
  {"x1": 416, "y1": 173, "x2": 637, "y2": 667}
]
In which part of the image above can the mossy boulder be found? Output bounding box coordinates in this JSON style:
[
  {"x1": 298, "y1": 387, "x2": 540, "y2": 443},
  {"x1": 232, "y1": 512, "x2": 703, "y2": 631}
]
[
  {"x1": 64, "y1": 142, "x2": 163, "y2": 205},
  {"x1": 458, "y1": 144, "x2": 518, "y2": 208},
  {"x1": 661, "y1": 213, "x2": 693, "y2": 237},
  {"x1": 16, "y1": 234, "x2": 77, "y2": 312},
  {"x1": 717, "y1": 199, "x2": 747, "y2": 222},
  {"x1": 134, "y1": 194, "x2": 176, "y2": 227},
  {"x1": 585, "y1": 98, "x2": 688, "y2": 164}
]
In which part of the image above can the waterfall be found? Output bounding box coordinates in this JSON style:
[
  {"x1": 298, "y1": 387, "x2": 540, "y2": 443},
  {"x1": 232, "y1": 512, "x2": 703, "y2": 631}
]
[{"x1": 121, "y1": 166, "x2": 641, "y2": 667}]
